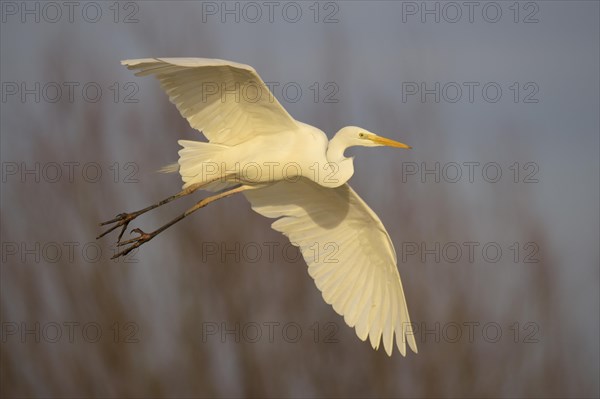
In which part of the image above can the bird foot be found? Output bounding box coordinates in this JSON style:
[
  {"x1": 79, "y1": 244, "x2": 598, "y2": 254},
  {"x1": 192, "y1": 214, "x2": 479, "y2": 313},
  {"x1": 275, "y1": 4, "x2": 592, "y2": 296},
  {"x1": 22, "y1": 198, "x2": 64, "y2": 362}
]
[
  {"x1": 97, "y1": 212, "x2": 141, "y2": 242},
  {"x1": 111, "y1": 228, "x2": 156, "y2": 259}
]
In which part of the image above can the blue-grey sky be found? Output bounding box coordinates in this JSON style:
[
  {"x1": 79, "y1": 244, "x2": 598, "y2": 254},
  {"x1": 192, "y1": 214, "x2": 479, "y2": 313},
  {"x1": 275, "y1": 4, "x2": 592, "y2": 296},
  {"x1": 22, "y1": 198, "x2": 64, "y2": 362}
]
[{"x1": 1, "y1": 1, "x2": 598, "y2": 397}]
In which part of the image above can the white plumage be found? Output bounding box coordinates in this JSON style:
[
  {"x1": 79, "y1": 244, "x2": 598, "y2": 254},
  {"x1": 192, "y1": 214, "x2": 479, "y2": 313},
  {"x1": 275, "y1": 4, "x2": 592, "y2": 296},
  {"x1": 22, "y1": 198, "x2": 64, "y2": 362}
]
[
  {"x1": 120, "y1": 58, "x2": 417, "y2": 356},
  {"x1": 244, "y1": 178, "x2": 417, "y2": 356}
]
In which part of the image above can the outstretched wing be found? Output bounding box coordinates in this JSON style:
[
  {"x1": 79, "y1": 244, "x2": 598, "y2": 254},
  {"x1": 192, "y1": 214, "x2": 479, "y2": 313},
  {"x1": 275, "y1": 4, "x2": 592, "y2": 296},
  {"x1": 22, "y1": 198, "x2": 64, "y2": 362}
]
[
  {"x1": 122, "y1": 58, "x2": 300, "y2": 145},
  {"x1": 244, "y1": 178, "x2": 418, "y2": 356}
]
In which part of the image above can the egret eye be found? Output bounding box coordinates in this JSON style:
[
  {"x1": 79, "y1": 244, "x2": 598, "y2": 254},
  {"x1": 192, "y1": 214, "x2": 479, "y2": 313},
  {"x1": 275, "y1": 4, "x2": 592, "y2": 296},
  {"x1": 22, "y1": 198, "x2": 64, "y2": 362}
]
[{"x1": 359, "y1": 132, "x2": 366, "y2": 138}]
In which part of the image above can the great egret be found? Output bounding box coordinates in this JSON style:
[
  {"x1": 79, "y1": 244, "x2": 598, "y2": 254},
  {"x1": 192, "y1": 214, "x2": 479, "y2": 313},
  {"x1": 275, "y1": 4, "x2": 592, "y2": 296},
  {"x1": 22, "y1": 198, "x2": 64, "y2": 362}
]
[{"x1": 98, "y1": 58, "x2": 418, "y2": 356}]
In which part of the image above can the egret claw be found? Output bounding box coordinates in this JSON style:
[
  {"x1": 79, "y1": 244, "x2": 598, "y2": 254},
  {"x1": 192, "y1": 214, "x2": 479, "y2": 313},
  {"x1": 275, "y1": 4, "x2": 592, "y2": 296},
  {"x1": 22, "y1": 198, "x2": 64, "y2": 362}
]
[
  {"x1": 97, "y1": 212, "x2": 137, "y2": 241},
  {"x1": 111, "y1": 228, "x2": 156, "y2": 259}
]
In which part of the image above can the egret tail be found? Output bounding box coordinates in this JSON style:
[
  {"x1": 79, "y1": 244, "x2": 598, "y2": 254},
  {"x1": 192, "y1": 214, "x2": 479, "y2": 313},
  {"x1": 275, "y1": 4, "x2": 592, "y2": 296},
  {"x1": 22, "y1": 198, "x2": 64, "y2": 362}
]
[{"x1": 177, "y1": 140, "x2": 232, "y2": 191}]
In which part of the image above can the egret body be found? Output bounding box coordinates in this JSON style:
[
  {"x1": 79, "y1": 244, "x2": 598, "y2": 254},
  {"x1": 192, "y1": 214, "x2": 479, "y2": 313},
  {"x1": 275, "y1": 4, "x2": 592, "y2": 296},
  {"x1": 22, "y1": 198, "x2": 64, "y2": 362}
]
[{"x1": 99, "y1": 58, "x2": 417, "y2": 356}]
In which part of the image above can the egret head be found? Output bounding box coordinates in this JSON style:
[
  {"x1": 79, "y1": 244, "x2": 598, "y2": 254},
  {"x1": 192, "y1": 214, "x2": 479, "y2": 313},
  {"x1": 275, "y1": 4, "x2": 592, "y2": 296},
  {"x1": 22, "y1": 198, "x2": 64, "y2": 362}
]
[
  {"x1": 336, "y1": 126, "x2": 411, "y2": 149},
  {"x1": 325, "y1": 126, "x2": 412, "y2": 187}
]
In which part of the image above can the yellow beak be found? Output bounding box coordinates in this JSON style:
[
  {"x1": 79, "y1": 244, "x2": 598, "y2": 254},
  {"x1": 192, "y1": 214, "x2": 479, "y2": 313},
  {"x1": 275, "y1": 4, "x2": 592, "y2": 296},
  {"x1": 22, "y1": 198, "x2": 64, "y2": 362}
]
[{"x1": 369, "y1": 134, "x2": 412, "y2": 149}]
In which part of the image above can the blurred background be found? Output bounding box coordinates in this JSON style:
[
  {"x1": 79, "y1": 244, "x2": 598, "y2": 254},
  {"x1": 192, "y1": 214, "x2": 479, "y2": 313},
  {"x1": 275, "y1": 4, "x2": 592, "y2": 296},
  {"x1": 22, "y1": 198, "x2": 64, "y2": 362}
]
[{"x1": 1, "y1": 1, "x2": 598, "y2": 397}]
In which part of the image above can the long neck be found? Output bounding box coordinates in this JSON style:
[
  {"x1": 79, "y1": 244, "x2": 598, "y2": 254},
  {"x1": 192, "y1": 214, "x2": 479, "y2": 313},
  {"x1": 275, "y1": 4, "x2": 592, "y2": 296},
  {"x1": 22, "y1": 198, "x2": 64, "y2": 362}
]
[
  {"x1": 326, "y1": 134, "x2": 349, "y2": 164},
  {"x1": 324, "y1": 134, "x2": 354, "y2": 187}
]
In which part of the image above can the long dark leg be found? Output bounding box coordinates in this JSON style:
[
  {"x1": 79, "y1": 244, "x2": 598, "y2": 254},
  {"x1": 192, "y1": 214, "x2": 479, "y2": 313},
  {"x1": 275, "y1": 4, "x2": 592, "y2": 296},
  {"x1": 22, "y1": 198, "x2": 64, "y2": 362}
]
[
  {"x1": 97, "y1": 176, "x2": 228, "y2": 242},
  {"x1": 111, "y1": 185, "x2": 253, "y2": 259}
]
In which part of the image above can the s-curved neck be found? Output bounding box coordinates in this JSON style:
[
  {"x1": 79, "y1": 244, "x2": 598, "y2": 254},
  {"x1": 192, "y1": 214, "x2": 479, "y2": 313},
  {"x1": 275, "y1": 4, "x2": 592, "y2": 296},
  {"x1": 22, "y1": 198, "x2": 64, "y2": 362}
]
[
  {"x1": 324, "y1": 134, "x2": 354, "y2": 187},
  {"x1": 326, "y1": 134, "x2": 348, "y2": 164}
]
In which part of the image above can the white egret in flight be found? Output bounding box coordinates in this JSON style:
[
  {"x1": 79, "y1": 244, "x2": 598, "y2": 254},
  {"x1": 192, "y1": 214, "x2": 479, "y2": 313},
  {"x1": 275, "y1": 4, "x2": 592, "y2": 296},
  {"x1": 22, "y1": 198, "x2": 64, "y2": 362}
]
[{"x1": 98, "y1": 58, "x2": 417, "y2": 356}]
